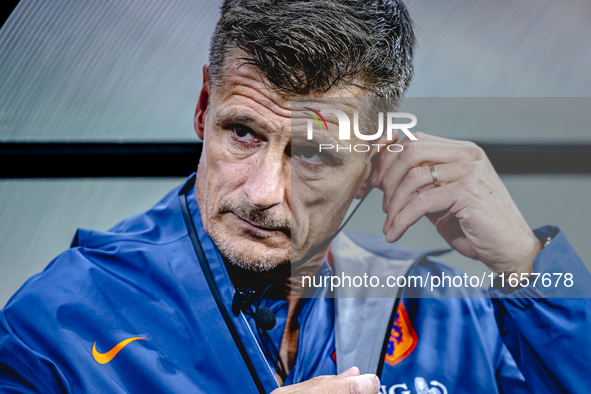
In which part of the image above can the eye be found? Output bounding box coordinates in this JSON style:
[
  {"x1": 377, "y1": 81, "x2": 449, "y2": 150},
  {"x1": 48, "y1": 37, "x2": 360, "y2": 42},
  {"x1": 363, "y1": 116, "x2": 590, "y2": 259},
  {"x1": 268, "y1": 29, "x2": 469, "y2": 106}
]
[
  {"x1": 299, "y1": 147, "x2": 319, "y2": 159},
  {"x1": 292, "y1": 145, "x2": 323, "y2": 162},
  {"x1": 233, "y1": 125, "x2": 255, "y2": 139}
]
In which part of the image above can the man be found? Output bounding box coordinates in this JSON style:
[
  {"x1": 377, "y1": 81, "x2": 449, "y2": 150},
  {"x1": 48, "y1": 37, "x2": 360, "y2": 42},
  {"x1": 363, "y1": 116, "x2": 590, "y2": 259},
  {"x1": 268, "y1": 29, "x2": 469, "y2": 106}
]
[{"x1": 1, "y1": 0, "x2": 590, "y2": 393}]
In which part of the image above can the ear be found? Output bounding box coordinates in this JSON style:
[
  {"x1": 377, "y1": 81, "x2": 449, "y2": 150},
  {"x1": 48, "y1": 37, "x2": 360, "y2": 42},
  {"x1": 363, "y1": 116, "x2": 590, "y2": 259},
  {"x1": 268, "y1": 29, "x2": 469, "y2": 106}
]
[
  {"x1": 194, "y1": 64, "x2": 210, "y2": 140},
  {"x1": 354, "y1": 130, "x2": 399, "y2": 199},
  {"x1": 354, "y1": 156, "x2": 380, "y2": 199}
]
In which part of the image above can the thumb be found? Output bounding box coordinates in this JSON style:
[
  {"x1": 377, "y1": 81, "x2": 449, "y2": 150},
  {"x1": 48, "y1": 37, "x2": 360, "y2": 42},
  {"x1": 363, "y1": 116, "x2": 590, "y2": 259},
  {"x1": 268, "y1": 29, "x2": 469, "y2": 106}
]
[
  {"x1": 331, "y1": 374, "x2": 380, "y2": 394},
  {"x1": 335, "y1": 366, "x2": 360, "y2": 380},
  {"x1": 388, "y1": 129, "x2": 400, "y2": 143},
  {"x1": 371, "y1": 130, "x2": 401, "y2": 187}
]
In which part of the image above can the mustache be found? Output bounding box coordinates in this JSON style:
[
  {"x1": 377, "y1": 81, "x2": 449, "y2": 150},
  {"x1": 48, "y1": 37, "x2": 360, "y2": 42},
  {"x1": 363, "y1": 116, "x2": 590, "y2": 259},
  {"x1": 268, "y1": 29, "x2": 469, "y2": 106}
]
[{"x1": 219, "y1": 200, "x2": 293, "y2": 237}]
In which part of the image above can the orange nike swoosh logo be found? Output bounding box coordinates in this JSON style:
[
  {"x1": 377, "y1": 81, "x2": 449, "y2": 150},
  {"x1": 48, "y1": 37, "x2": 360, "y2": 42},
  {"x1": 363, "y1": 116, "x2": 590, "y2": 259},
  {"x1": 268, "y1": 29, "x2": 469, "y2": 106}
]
[{"x1": 92, "y1": 336, "x2": 147, "y2": 364}]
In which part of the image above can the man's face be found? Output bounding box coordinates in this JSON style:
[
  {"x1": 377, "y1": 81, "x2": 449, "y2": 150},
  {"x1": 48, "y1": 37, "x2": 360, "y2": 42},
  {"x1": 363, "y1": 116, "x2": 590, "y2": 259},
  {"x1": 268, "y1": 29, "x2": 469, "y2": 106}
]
[{"x1": 195, "y1": 53, "x2": 373, "y2": 272}]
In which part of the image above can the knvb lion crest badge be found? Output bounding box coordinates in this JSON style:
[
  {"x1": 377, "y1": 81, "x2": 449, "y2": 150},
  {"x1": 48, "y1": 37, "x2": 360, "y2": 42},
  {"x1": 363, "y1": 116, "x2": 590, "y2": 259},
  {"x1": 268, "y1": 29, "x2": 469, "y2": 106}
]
[{"x1": 385, "y1": 301, "x2": 418, "y2": 366}]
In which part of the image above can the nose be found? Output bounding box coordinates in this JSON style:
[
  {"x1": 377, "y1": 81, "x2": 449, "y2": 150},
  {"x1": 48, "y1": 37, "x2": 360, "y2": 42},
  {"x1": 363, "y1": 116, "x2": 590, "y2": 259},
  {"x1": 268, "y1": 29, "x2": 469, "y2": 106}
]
[{"x1": 243, "y1": 153, "x2": 287, "y2": 210}]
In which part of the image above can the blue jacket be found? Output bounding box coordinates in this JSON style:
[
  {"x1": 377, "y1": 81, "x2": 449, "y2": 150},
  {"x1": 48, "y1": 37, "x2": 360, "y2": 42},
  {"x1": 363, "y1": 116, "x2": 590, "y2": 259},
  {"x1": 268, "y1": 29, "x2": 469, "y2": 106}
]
[{"x1": 1, "y1": 175, "x2": 590, "y2": 393}]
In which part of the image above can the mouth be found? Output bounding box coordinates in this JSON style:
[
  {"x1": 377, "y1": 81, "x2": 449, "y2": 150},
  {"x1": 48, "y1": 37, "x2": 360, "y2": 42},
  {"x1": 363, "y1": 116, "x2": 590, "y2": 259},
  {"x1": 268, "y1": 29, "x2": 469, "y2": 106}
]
[{"x1": 231, "y1": 213, "x2": 290, "y2": 239}]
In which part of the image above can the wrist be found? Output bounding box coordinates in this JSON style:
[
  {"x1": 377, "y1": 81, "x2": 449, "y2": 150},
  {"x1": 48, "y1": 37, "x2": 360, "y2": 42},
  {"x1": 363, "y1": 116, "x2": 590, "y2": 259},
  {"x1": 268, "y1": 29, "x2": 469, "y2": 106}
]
[{"x1": 504, "y1": 232, "x2": 543, "y2": 277}]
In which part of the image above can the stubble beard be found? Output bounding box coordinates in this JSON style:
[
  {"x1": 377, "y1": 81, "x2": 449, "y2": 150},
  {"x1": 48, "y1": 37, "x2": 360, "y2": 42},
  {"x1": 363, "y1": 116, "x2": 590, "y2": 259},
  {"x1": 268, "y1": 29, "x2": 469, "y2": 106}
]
[{"x1": 205, "y1": 198, "x2": 293, "y2": 272}]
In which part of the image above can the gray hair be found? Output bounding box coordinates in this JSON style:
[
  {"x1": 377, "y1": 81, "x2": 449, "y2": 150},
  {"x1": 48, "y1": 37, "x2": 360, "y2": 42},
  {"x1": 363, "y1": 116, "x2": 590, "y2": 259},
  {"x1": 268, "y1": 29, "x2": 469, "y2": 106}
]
[{"x1": 208, "y1": 0, "x2": 416, "y2": 105}]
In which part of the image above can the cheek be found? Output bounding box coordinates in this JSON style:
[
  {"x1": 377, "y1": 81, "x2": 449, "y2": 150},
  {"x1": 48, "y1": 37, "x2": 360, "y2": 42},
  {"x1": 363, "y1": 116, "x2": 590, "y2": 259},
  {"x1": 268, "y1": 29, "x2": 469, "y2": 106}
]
[
  {"x1": 290, "y1": 182, "x2": 332, "y2": 248},
  {"x1": 206, "y1": 141, "x2": 252, "y2": 193},
  {"x1": 205, "y1": 162, "x2": 250, "y2": 214},
  {"x1": 219, "y1": 161, "x2": 250, "y2": 186},
  {"x1": 291, "y1": 164, "x2": 365, "y2": 247}
]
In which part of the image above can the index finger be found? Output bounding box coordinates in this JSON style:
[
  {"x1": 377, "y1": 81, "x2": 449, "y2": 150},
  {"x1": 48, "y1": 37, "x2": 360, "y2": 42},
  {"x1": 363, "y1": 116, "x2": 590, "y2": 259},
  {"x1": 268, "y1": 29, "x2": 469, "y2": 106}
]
[{"x1": 373, "y1": 132, "x2": 464, "y2": 187}]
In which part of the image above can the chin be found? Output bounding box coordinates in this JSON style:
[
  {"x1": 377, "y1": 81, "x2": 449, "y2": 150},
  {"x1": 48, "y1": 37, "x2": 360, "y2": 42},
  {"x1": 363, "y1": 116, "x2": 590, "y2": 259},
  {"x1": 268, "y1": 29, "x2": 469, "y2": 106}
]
[{"x1": 210, "y1": 231, "x2": 291, "y2": 272}]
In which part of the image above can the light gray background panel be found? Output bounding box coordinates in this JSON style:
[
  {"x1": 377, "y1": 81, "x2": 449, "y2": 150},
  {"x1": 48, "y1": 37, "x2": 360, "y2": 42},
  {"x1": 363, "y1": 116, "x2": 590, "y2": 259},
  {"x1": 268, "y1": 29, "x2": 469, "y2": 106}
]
[{"x1": 0, "y1": 179, "x2": 185, "y2": 305}]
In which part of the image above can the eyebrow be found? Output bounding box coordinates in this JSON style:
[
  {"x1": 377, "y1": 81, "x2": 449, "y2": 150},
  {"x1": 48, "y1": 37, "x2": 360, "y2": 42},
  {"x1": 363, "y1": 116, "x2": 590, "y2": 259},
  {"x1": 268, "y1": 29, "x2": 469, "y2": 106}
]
[{"x1": 214, "y1": 113, "x2": 257, "y2": 127}]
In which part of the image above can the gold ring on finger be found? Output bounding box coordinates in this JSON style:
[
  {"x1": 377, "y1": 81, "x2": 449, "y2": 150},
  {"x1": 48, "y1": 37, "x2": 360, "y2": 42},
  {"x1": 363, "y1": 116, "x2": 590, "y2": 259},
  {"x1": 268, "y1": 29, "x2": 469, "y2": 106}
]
[{"x1": 430, "y1": 165, "x2": 441, "y2": 187}]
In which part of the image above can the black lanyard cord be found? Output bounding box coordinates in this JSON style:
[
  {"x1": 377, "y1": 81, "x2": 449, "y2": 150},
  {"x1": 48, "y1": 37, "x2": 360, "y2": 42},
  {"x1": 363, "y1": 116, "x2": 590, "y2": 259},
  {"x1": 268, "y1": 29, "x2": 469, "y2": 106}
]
[
  {"x1": 182, "y1": 165, "x2": 396, "y2": 384},
  {"x1": 255, "y1": 183, "x2": 375, "y2": 304}
]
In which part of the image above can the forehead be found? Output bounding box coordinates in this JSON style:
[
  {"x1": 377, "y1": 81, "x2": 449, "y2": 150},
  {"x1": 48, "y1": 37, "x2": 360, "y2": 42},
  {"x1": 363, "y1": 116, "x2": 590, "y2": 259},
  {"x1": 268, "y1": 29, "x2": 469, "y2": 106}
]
[
  {"x1": 209, "y1": 53, "x2": 291, "y2": 138},
  {"x1": 209, "y1": 52, "x2": 366, "y2": 139}
]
